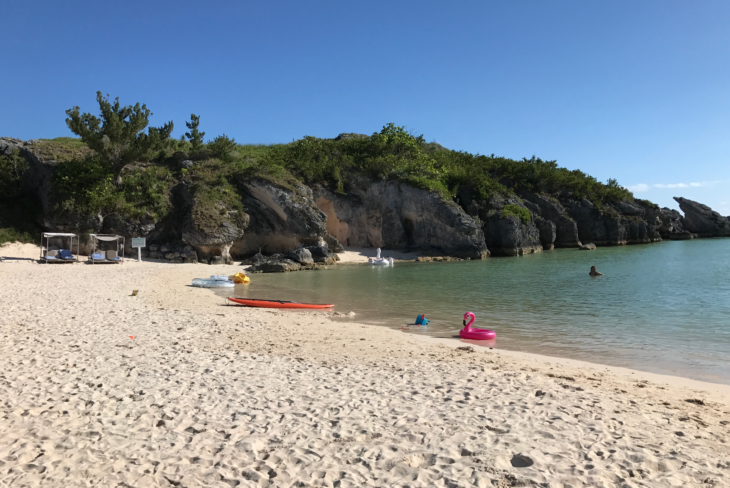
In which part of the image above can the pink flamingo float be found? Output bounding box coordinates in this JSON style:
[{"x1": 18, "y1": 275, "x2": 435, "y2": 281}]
[{"x1": 459, "y1": 311, "x2": 496, "y2": 340}]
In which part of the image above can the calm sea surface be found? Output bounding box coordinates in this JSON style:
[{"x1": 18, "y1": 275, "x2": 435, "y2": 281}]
[{"x1": 215, "y1": 239, "x2": 730, "y2": 384}]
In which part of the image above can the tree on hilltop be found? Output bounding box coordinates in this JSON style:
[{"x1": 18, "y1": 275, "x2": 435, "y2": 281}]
[
  {"x1": 185, "y1": 114, "x2": 205, "y2": 151},
  {"x1": 65, "y1": 91, "x2": 174, "y2": 180}
]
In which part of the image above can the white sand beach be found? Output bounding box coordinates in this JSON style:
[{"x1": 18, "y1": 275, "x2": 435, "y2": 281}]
[{"x1": 1, "y1": 243, "x2": 729, "y2": 487}]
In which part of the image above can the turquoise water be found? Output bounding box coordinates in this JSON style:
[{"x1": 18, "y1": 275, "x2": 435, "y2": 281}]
[{"x1": 218, "y1": 239, "x2": 730, "y2": 384}]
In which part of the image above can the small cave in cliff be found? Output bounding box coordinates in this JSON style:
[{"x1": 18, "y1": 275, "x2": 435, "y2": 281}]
[{"x1": 402, "y1": 217, "x2": 415, "y2": 243}]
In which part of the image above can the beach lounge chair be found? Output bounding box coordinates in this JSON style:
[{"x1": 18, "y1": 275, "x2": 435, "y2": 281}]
[
  {"x1": 106, "y1": 250, "x2": 121, "y2": 262},
  {"x1": 58, "y1": 249, "x2": 76, "y2": 262},
  {"x1": 43, "y1": 250, "x2": 59, "y2": 262},
  {"x1": 90, "y1": 252, "x2": 107, "y2": 263}
]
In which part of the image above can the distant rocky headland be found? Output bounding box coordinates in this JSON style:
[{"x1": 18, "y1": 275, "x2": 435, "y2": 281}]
[{"x1": 1, "y1": 94, "x2": 728, "y2": 268}]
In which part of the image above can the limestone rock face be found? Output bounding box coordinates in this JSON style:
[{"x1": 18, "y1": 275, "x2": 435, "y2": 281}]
[
  {"x1": 473, "y1": 195, "x2": 543, "y2": 257},
  {"x1": 674, "y1": 197, "x2": 730, "y2": 237},
  {"x1": 520, "y1": 192, "x2": 581, "y2": 248},
  {"x1": 562, "y1": 198, "x2": 661, "y2": 246},
  {"x1": 517, "y1": 191, "x2": 667, "y2": 248},
  {"x1": 232, "y1": 178, "x2": 339, "y2": 257},
  {"x1": 534, "y1": 218, "x2": 556, "y2": 250},
  {"x1": 314, "y1": 175, "x2": 488, "y2": 259},
  {"x1": 176, "y1": 184, "x2": 248, "y2": 264},
  {"x1": 1, "y1": 137, "x2": 57, "y2": 212},
  {"x1": 658, "y1": 208, "x2": 685, "y2": 237}
]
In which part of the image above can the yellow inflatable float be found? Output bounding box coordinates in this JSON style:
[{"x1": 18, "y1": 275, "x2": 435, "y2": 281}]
[{"x1": 231, "y1": 272, "x2": 250, "y2": 284}]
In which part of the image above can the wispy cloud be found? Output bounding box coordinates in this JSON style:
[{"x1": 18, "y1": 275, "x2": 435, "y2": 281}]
[
  {"x1": 627, "y1": 183, "x2": 649, "y2": 192},
  {"x1": 628, "y1": 180, "x2": 722, "y2": 192},
  {"x1": 654, "y1": 180, "x2": 721, "y2": 189}
]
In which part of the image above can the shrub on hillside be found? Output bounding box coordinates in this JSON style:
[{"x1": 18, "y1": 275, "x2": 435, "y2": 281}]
[
  {"x1": 500, "y1": 204, "x2": 531, "y2": 224},
  {"x1": 51, "y1": 158, "x2": 173, "y2": 220},
  {"x1": 207, "y1": 134, "x2": 237, "y2": 161}
]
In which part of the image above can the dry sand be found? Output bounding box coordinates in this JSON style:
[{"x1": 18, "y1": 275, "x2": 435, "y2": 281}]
[{"x1": 1, "y1": 243, "x2": 729, "y2": 487}]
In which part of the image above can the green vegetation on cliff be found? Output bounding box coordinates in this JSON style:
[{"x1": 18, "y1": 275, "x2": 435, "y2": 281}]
[
  {"x1": 18, "y1": 93, "x2": 637, "y2": 230},
  {"x1": 32, "y1": 138, "x2": 92, "y2": 162},
  {"x1": 51, "y1": 158, "x2": 173, "y2": 220},
  {"x1": 500, "y1": 204, "x2": 531, "y2": 224},
  {"x1": 222, "y1": 123, "x2": 634, "y2": 206}
]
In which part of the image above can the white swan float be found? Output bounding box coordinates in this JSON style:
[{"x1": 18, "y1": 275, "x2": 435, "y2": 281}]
[{"x1": 368, "y1": 248, "x2": 394, "y2": 266}]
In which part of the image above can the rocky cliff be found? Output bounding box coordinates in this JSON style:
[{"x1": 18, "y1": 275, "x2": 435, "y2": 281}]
[
  {"x1": 231, "y1": 178, "x2": 332, "y2": 256},
  {"x1": 457, "y1": 192, "x2": 545, "y2": 256},
  {"x1": 455, "y1": 189, "x2": 668, "y2": 255},
  {"x1": 674, "y1": 197, "x2": 730, "y2": 238},
  {"x1": 560, "y1": 198, "x2": 662, "y2": 246},
  {"x1": 1, "y1": 138, "x2": 59, "y2": 213},
  {"x1": 520, "y1": 192, "x2": 581, "y2": 248},
  {"x1": 3, "y1": 136, "x2": 728, "y2": 268},
  {"x1": 314, "y1": 174, "x2": 489, "y2": 259}
]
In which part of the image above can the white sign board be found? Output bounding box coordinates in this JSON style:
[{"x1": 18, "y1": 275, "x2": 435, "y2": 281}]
[{"x1": 131, "y1": 237, "x2": 146, "y2": 262}]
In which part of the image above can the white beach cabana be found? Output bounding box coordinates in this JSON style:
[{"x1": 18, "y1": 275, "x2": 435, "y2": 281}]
[
  {"x1": 40, "y1": 232, "x2": 79, "y2": 263},
  {"x1": 88, "y1": 234, "x2": 126, "y2": 264}
]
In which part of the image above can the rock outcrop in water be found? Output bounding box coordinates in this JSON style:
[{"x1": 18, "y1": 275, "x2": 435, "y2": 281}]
[{"x1": 674, "y1": 197, "x2": 730, "y2": 238}]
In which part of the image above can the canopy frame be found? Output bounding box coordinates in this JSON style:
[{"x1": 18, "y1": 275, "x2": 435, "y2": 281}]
[
  {"x1": 88, "y1": 234, "x2": 126, "y2": 264},
  {"x1": 39, "y1": 233, "x2": 79, "y2": 263}
]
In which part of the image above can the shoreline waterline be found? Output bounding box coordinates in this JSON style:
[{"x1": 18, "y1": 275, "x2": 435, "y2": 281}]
[
  {"x1": 224, "y1": 238, "x2": 730, "y2": 385},
  {"x1": 4, "y1": 240, "x2": 730, "y2": 388}
]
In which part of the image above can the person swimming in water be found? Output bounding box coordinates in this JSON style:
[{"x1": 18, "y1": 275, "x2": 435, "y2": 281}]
[{"x1": 589, "y1": 265, "x2": 603, "y2": 276}]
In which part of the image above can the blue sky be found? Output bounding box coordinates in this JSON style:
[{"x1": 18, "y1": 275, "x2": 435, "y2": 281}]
[{"x1": 2, "y1": 1, "x2": 729, "y2": 214}]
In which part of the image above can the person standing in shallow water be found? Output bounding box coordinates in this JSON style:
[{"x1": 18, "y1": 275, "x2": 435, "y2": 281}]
[{"x1": 589, "y1": 266, "x2": 603, "y2": 276}]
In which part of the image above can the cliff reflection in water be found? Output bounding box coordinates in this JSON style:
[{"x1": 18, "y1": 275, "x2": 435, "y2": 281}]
[{"x1": 220, "y1": 238, "x2": 730, "y2": 384}]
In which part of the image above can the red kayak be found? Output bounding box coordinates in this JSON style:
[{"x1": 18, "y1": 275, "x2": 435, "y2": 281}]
[{"x1": 227, "y1": 297, "x2": 334, "y2": 310}]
